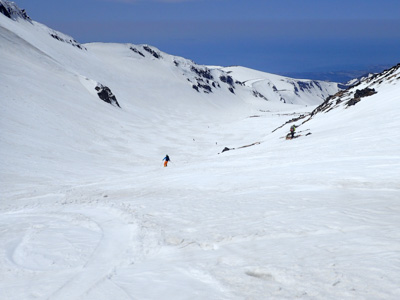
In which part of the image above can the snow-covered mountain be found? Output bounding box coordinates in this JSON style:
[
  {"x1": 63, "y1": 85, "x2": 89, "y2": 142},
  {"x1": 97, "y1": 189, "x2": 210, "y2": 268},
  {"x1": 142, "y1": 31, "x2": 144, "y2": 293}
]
[
  {"x1": 1, "y1": 1, "x2": 400, "y2": 300},
  {"x1": 273, "y1": 63, "x2": 400, "y2": 135},
  {"x1": 345, "y1": 71, "x2": 376, "y2": 87},
  {"x1": 0, "y1": 0, "x2": 341, "y2": 180},
  {"x1": 220, "y1": 66, "x2": 341, "y2": 105},
  {"x1": 0, "y1": 0, "x2": 30, "y2": 21},
  {"x1": 311, "y1": 64, "x2": 400, "y2": 114},
  {"x1": 0, "y1": 0, "x2": 339, "y2": 108}
]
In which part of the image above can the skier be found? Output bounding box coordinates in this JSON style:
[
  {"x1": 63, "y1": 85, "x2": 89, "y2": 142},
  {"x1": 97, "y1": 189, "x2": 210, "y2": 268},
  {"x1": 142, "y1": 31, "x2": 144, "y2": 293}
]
[
  {"x1": 162, "y1": 154, "x2": 170, "y2": 167},
  {"x1": 290, "y1": 125, "x2": 296, "y2": 139}
]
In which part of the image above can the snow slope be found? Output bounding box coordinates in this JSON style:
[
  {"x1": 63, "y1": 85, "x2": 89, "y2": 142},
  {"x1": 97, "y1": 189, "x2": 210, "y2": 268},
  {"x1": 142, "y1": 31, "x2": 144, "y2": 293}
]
[
  {"x1": 1, "y1": 1, "x2": 400, "y2": 299},
  {"x1": 216, "y1": 66, "x2": 340, "y2": 106}
]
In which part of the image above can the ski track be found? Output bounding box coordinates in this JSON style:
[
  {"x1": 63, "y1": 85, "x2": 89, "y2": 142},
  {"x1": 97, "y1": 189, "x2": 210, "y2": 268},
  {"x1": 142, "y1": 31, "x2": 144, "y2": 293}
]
[
  {"x1": 0, "y1": 187, "x2": 145, "y2": 300},
  {"x1": 1, "y1": 171, "x2": 400, "y2": 299},
  {"x1": 47, "y1": 211, "x2": 131, "y2": 299}
]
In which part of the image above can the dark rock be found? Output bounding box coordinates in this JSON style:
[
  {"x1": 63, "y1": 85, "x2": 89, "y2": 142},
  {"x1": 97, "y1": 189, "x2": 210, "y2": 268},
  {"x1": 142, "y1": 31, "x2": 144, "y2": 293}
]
[
  {"x1": 298, "y1": 81, "x2": 313, "y2": 92},
  {"x1": 314, "y1": 81, "x2": 323, "y2": 91},
  {"x1": 0, "y1": 1, "x2": 31, "y2": 21},
  {"x1": 347, "y1": 88, "x2": 377, "y2": 106},
  {"x1": 191, "y1": 66, "x2": 214, "y2": 80},
  {"x1": 50, "y1": 33, "x2": 62, "y2": 41},
  {"x1": 238, "y1": 142, "x2": 260, "y2": 149},
  {"x1": 253, "y1": 90, "x2": 268, "y2": 101},
  {"x1": 143, "y1": 45, "x2": 162, "y2": 59},
  {"x1": 354, "y1": 88, "x2": 376, "y2": 98},
  {"x1": 130, "y1": 47, "x2": 145, "y2": 57},
  {"x1": 192, "y1": 78, "x2": 213, "y2": 93},
  {"x1": 220, "y1": 75, "x2": 234, "y2": 86},
  {"x1": 49, "y1": 32, "x2": 86, "y2": 50},
  {"x1": 0, "y1": 3, "x2": 11, "y2": 18},
  {"x1": 346, "y1": 98, "x2": 361, "y2": 106},
  {"x1": 95, "y1": 84, "x2": 120, "y2": 107},
  {"x1": 199, "y1": 84, "x2": 212, "y2": 93},
  {"x1": 221, "y1": 141, "x2": 260, "y2": 153}
]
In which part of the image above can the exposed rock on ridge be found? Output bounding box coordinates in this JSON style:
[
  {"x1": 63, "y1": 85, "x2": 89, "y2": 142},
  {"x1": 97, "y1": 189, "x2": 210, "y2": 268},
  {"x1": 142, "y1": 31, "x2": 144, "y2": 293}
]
[
  {"x1": 0, "y1": 0, "x2": 31, "y2": 21},
  {"x1": 272, "y1": 63, "x2": 400, "y2": 133},
  {"x1": 95, "y1": 84, "x2": 121, "y2": 108}
]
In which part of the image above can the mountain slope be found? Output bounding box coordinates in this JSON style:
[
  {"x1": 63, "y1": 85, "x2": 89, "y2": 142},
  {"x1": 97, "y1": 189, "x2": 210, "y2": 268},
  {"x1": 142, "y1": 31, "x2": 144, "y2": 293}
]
[
  {"x1": 0, "y1": 1, "x2": 340, "y2": 182},
  {"x1": 276, "y1": 63, "x2": 400, "y2": 139},
  {"x1": 1, "y1": 2, "x2": 400, "y2": 300},
  {"x1": 217, "y1": 66, "x2": 339, "y2": 106}
]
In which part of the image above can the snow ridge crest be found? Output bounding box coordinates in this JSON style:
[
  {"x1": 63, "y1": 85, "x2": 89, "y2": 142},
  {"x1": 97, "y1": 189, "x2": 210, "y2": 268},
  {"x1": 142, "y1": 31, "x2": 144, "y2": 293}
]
[{"x1": 0, "y1": 0, "x2": 31, "y2": 21}]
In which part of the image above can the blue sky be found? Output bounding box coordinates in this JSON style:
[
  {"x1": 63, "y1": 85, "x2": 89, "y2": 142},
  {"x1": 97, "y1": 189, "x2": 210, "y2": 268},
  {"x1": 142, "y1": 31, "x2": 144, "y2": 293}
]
[{"x1": 14, "y1": 0, "x2": 400, "y2": 76}]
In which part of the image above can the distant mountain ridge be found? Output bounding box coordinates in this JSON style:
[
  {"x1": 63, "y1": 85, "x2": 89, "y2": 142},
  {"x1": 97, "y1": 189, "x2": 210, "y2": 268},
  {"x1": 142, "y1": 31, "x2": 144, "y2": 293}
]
[
  {"x1": 0, "y1": 0, "x2": 341, "y2": 109},
  {"x1": 283, "y1": 64, "x2": 394, "y2": 84},
  {"x1": 216, "y1": 66, "x2": 339, "y2": 106}
]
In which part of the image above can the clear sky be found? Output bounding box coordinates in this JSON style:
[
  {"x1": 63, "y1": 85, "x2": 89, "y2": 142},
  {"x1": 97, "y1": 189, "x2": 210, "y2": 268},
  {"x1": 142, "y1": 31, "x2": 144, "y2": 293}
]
[{"x1": 13, "y1": 0, "x2": 400, "y2": 75}]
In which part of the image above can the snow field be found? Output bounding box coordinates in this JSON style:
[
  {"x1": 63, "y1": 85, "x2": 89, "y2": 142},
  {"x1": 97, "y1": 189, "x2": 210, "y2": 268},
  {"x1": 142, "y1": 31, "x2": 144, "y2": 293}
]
[
  {"x1": 2, "y1": 101, "x2": 399, "y2": 299},
  {"x1": 1, "y1": 7, "x2": 400, "y2": 299}
]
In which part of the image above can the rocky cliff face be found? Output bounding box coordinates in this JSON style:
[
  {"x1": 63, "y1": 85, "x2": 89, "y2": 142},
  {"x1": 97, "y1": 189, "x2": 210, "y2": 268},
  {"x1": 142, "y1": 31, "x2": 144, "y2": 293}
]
[{"x1": 0, "y1": 0, "x2": 31, "y2": 21}]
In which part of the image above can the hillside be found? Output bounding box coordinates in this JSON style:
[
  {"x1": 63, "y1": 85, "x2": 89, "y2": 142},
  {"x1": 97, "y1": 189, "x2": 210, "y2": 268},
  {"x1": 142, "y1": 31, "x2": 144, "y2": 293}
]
[
  {"x1": 1, "y1": 1, "x2": 400, "y2": 300},
  {"x1": 217, "y1": 66, "x2": 339, "y2": 106},
  {"x1": 0, "y1": 0, "x2": 340, "y2": 182}
]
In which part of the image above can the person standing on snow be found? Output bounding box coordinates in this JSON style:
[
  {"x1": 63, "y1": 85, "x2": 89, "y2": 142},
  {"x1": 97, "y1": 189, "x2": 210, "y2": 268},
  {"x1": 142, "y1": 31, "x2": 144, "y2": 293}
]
[
  {"x1": 290, "y1": 125, "x2": 296, "y2": 139},
  {"x1": 163, "y1": 154, "x2": 171, "y2": 167}
]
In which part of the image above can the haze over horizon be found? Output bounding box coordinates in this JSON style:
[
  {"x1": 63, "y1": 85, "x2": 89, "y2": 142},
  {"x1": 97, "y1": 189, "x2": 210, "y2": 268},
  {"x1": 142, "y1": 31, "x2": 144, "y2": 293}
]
[{"x1": 10, "y1": 0, "x2": 400, "y2": 80}]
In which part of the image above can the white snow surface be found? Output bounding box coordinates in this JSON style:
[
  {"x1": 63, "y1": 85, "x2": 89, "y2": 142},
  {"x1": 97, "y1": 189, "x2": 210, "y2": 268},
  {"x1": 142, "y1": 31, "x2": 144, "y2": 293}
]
[
  {"x1": 1, "y1": 5, "x2": 400, "y2": 300},
  {"x1": 215, "y1": 66, "x2": 339, "y2": 106}
]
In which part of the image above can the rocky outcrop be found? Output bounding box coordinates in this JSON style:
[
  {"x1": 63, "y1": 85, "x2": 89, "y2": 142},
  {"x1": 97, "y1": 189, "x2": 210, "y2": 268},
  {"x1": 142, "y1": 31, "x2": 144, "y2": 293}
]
[
  {"x1": 49, "y1": 31, "x2": 86, "y2": 50},
  {"x1": 0, "y1": 1, "x2": 86, "y2": 50},
  {"x1": 95, "y1": 84, "x2": 120, "y2": 108},
  {"x1": 143, "y1": 45, "x2": 162, "y2": 59},
  {"x1": 252, "y1": 90, "x2": 268, "y2": 101},
  {"x1": 220, "y1": 75, "x2": 234, "y2": 86},
  {"x1": 272, "y1": 63, "x2": 400, "y2": 135},
  {"x1": 190, "y1": 66, "x2": 217, "y2": 93},
  {"x1": 219, "y1": 142, "x2": 261, "y2": 154},
  {"x1": 0, "y1": 0, "x2": 31, "y2": 21},
  {"x1": 189, "y1": 66, "x2": 238, "y2": 94},
  {"x1": 346, "y1": 88, "x2": 377, "y2": 106},
  {"x1": 130, "y1": 47, "x2": 145, "y2": 57}
]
